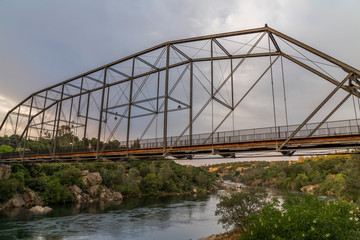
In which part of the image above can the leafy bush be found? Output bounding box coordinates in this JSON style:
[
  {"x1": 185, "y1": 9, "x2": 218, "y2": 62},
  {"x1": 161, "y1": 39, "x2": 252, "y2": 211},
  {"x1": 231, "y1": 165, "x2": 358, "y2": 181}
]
[
  {"x1": 0, "y1": 178, "x2": 22, "y2": 202},
  {"x1": 141, "y1": 173, "x2": 161, "y2": 194},
  {"x1": 0, "y1": 145, "x2": 13, "y2": 153},
  {"x1": 55, "y1": 166, "x2": 82, "y2": 186},
  {"x1": 26, "y1": 176, "x2": 51, "y2": 192},
  {"x1": 42, "y1": 178, "x2": 73, "y2": 204},
  {"x1": 240, "y1": 195, "x2": 360, "y2": 240},
  {"x1": 215, "y1": 190, "x2": 269, "y2": 230}
]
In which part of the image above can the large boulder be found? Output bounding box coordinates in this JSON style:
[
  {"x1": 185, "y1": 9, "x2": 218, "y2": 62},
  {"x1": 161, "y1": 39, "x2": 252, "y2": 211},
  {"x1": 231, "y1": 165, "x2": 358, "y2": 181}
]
[
  {"x1": 69, "y1": 185, "x2": 82, "y2": 194},
  {"x1": 99, "y1": 186, "x2": 122, "y2": 201},
  {"x1": 22, "y1": 189, "x2": 43, "y2": 208},
  {"x1": 29, "y1": 206, "x2": 52, "y2": 213},
  {"x1": 5, "y1": 190, "x2": 43, "y2": 209},
  {"x1": 7, "y1": 193, "x2": 26, "y2": 208},
  {"x1": 82, "y1": 171, "x2": 102, "y2": 186},
  {"x1": 0, "y1": 164, "x2": 11, "y2": 179}
]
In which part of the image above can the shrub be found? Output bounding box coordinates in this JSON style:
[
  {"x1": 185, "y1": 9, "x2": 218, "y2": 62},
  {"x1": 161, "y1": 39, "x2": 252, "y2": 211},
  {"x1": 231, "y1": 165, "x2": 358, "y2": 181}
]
[
  {"x1": 141, "y1": 173, "x2": 161, "y2": 194},
  {"x1": 239, "y1": 195, "x2": 360, "y2": 240},
  {"x1": 42, "y1": 178, "x2": 74, "y2": 204},
  {"x1": 0, "y1": 145, "x2": 13, "y2": 153},
  {"x1": 0, "y1": 178, "x2": 22, "y2": 202},
  {"x1": 55, "y1": 166, "x2": 82, "y2": 186},
  {"x1": 215, "y1": 190, "x2": 269, "y2": 230},
  {"x1": 26, "y1": 176, "x2": 51, "y2": 192}
]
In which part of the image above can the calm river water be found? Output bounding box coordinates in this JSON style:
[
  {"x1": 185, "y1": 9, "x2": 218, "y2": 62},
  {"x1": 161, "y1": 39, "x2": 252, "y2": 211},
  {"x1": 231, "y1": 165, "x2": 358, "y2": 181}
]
[{"x1": 0, "y1": 188, "x2": 303, "y2": 240}]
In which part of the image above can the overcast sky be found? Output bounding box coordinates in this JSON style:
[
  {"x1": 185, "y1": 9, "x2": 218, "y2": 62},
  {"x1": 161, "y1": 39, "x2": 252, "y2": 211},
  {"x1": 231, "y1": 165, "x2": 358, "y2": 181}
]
[{"x1": 1, "y1": 0, "x2": 360, "y2": 125}]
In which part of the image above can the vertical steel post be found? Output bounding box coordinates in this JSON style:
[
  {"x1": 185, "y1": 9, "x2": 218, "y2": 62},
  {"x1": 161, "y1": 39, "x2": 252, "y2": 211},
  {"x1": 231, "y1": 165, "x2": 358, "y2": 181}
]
[
  {"x1": 211, "y1": 38, "x2": 214, "y2": 146},
  {"x1": 211, "y1": 39, "x2": 214, "y2": 98},
  {"x1": 230, "y1": 57, "x2": 234, "y2": 137},
  {"x1": 53, "y1": 84, "x2": 65, "y2": 157},
  {"x1": 230, "y1": 58, "x2": 234, "y2": 109},
  {"x1": 189, "y1": 62, "x2": 193, "y2": 146},
  {"x1": 14, "y1": 106, "x2": 21, "y2": 135},
  {"x1": 23, "y1": 96, "x2": 34, "y2": 159},
  {"x1": 163, "y1": 44, "x2": 170, "y2": 153},
  {"x1": 68, "y1": 98, "x2": 73, "y2": 126},
  {"x1": 83, "y1": 92, "x2": 90, "y2": 140},
  {"x1": 156, "y1": 71, "x2": 160, "y2": 144},
  {"x1": 156, "y1": 71, "x2": 160, "y2": 113},
  {"x1": 39, "y1": 90, "x2": 48, "y2": 139},
  {"x1": 78, "y1": 77, "x2": 84, "y2": 116},
  {"x1": 126, "y1": 58, "x2": 136, "y2": 149},
  {"x1": 105, "y1": 85, "x2": 110, "y2": 124},
  {"x1": 52, "y1": 103, "x2": 59, "y2": 139},
  {"x1": 96, "y1": 68, "x2": 107, "y2": 160}
]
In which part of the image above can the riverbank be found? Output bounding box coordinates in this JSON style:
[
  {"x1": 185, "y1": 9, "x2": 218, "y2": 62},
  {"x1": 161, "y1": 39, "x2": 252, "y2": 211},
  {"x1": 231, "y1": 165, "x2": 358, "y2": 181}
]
[
  {"x1": 205, "y1": 151, "x2": 360, "y2": 202},
  {"x1": 0, "y1": 160, "x2": 217, "y2": 211}
]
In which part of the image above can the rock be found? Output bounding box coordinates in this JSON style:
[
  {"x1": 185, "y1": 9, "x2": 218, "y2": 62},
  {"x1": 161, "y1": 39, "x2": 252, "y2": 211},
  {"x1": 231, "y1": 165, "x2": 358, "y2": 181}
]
[
  {"x1": 7, "y1": 193, "x2": 26, "y2": 208},
  {"x1": 301, "y1": 184, "x2": 320, "y2": 194},
  {"x1": 99, "y1": 186, "x2": 122, "y2": 201},
  {"x1": 81, "y1": 170, "x2": 89, "y2": 176},
  {"x1": 191, "y1": 188, "x2": 198, "y2": 194},
  {"x1": 83, "y1": 172, "x2": 102, "y2": 186},
  {"x1": 22, "y1": 189, "x2": 43, "y2": 208},
  {"x1": 112, "y1": 191, "x2": 122, "y2": 201},
  {"x1": 29, "y1": 206, "x2": 52, "y2": 213},
  {"x1": 0, "y1": 164, "x2": 11, "y2": 179},
  {"x1": 69, "y1": 185, "x2": 82, "y2": 194},
  {"x1": 88, "y1": 185, "x2": 99, "y2": 197}
]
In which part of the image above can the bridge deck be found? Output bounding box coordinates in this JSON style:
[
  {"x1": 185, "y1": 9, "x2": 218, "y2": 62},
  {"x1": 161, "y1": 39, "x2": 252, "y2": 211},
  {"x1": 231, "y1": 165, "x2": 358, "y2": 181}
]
[{"x1": 1, "y1": 119, "x2": 360, "y2": 163}]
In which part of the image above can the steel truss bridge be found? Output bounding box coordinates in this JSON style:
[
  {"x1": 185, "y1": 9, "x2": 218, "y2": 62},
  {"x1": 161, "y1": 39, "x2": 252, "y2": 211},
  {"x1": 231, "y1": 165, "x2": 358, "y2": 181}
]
[{"x1": 1, "y1": 25, "x2": 360, "y2": 163}]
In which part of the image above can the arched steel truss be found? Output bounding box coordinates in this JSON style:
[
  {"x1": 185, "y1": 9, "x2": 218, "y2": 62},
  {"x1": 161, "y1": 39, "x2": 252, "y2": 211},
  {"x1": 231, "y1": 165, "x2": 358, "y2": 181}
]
[{"x1": 1, "y1": 25, "x2": 360, "y2": 162}]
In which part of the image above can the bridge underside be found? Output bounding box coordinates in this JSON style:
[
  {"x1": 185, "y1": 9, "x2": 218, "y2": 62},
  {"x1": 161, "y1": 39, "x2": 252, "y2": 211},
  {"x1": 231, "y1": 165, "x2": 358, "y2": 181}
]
[{"x1": 1, "y1": 134, "x2": 360, "y2": 163}]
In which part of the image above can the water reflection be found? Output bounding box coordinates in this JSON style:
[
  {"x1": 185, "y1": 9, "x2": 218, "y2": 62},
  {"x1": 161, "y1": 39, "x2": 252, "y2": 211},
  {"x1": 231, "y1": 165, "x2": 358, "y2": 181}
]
[
  {"x1": 0, "y1": 194, "x2": 224, "y2": 240},
  {"x1": 0, "y1": 187, "x2": 325, "y2": 240}
]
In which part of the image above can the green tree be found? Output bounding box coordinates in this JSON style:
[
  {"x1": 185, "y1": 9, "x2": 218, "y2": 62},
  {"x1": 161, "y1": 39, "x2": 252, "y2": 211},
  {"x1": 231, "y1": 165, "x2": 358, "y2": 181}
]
[
  {"x1": 42, "y1": 178, "x2": 73, "y2": 204},
  {"x1": 0, "y1": 178, "x2": 23, "y2": 202},
  {"x1": 0, "y1": 145, "x2": 13, "y2": 153},
  {"x1": 215, "y1": 190, "x2": 269, "y2": 230},
  {"x1": 141, "y1": 173, "x2": 161, "y2": 194}
]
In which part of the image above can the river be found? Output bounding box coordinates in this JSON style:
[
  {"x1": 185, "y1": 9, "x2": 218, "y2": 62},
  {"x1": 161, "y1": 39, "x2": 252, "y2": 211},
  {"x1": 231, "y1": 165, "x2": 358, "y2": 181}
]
[{"x1": 0, "y1": 187, "x2": 303, "y2": 240}]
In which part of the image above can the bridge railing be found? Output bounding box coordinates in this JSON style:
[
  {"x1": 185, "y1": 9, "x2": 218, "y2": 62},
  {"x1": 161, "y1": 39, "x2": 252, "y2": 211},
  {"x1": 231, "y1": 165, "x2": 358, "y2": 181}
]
[
  {"x1": 1, "y1": 119, "x2": 359, "y2": 159},
  {"x1": 133, "y1": 118, "x2": 360, "y2": 149}
]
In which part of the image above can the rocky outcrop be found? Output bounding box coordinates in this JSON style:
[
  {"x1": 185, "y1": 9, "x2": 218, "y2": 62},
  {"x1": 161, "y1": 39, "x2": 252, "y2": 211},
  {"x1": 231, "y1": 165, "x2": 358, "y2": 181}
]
[
  {"x1": 29, "y1": 206, "x2": 52, "y2": 213},
  {"x1": 70, "y1": 171, "x2": 122, "y2": 203},
  {"x1": 0, "y1": 164, "x2": 11, "y2": 179},
  {"x1": 0, "y1": 189, "x2": 43, "y2": 211},
  {"x1": 301, "y1": 184, "x2": 320, "y2": 194},
  {"x1": 82, "y1": 170, "x2": 102, "y2": 186}
]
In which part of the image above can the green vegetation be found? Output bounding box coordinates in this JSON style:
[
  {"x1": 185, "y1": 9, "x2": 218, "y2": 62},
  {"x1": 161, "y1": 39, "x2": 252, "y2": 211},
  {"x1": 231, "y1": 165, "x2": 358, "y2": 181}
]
[
  {"x1": 0, "y1": 159, "x2": 216, "y2": 205},
  {"x1": 215, "y1": 192, "x2": 360, "y2": 239},
  {"x1": 215, "y1": 190, "x2": 269, "y2": 230},
  {"x1": 0, "y1": 126, "x2": 139, "y2": 155},
  {"x1": 207, "y1": 152, "x2": 360, "y2": 202}
]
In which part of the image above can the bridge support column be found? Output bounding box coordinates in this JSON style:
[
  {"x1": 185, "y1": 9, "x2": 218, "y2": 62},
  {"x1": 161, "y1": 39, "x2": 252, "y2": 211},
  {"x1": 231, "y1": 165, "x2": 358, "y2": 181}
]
[
  {"x1": 96, "y1": 68, "x2": 107, "y2": 161},
  {"x1": 53, "y1": 84, "x2": 65, "y2": 159},
  {"x1": 126, "y1": 58, "x2": 136, "y2": 150},
  {"x1": 189, "y1": 61, "x2": 193, "y2": 147},
  {"x1": 163, "y1": 44, "x2": 170, "y2": 154}
]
